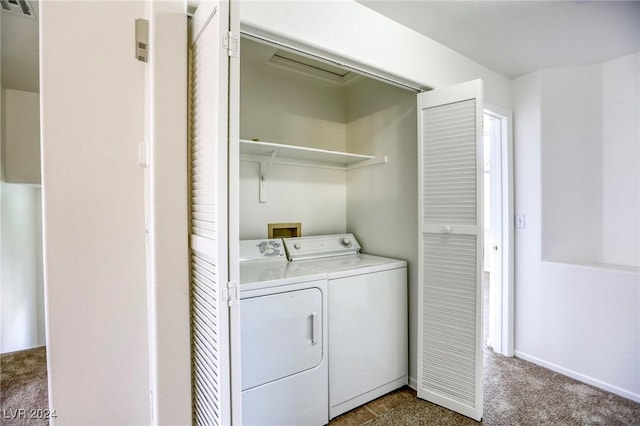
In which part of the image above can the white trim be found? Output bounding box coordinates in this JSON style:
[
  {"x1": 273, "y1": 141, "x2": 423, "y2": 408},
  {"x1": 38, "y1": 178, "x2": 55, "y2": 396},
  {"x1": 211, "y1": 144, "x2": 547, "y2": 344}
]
[
  {"x1": 483, "y1": 103, "x2": 514, "y2": 357},
  {"x1": 408, "y1": 376, "x2": 418, "y2": 391},
  {"x1": 145, "y1": 0, "x2": 191, "y2": 423},
  {"x1": 543, "y1": 260, "x2": 640, "y2": 275},
  {"x1": 228, "y1": 0, "x2": 243, "y2": 424},
  {"x1": 514, "y1": 351, "x2": 640, "y2": 404}
]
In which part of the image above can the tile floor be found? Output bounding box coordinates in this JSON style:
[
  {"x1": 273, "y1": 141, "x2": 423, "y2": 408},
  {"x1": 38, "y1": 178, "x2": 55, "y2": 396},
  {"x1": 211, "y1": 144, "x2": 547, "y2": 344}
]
[{"x1": 328, "y1": 387, "x2": 417, "y2": 426}]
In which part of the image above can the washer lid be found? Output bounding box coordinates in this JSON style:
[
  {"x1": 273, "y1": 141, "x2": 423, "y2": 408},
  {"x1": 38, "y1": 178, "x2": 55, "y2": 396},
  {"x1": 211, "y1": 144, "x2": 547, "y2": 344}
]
[
  {"x1": 306, "y1": 253, "x2": 407, "y2": 278},
  {"x1": 239, "y1": 239, "x2": 286, "y2": 262},
  {"x1": 283, "y1": 233, "x2": 361, "y2": 261}
]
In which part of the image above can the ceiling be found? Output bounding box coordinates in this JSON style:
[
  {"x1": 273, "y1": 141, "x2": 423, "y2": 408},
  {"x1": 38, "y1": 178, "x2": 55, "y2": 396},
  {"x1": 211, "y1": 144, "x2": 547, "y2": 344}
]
[
  {"x1": 2, "y1": 1, "x2": 640, "y2": 93},
  {"x1": 1, "y1": 0, "x2": 39, "y2": 92},
  {"x1": 356, "y1": 0, "x2": 640, "y2": 78}
]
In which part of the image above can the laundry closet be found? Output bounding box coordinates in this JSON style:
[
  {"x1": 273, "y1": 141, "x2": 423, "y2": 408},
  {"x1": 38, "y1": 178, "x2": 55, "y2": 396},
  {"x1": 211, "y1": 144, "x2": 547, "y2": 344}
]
[
  {"x1": 188, "y1": 7, "x2": 485, "y2": 419},
  {"x1": 238, "y1": 37, "x2": 419, "y2": 259},
  {"x1": 236, "y1": 37, "x2": 420, "y2": 424}
]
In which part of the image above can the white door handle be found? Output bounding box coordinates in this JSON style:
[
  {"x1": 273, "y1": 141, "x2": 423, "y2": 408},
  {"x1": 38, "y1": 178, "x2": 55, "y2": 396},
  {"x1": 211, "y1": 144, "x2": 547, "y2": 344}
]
[{"x1": 310, "y1": 312, "x2": 319, "y2": 345}]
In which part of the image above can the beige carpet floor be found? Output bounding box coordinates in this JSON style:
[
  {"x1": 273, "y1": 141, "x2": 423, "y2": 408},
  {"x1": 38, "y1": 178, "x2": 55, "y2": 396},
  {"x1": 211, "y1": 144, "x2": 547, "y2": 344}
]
[
  {"x1": 1, "y1": 346, "x2": 49, "y2": 426},
  {"x1": 2, "y1": 346, "x2": 640, "y2": 425}
]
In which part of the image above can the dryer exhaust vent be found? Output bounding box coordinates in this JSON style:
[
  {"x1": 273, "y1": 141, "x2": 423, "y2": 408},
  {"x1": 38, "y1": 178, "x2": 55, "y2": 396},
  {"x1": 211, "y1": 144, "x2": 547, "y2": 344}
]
[{"x1": 0, "y1": 0, "x2": 33, "y2": 17}]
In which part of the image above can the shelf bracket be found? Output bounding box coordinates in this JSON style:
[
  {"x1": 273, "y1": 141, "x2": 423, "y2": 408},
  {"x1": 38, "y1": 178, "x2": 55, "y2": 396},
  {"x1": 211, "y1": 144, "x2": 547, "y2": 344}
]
[{"x1": 259, "y1": 151, "x2": 277, "y2": 203}]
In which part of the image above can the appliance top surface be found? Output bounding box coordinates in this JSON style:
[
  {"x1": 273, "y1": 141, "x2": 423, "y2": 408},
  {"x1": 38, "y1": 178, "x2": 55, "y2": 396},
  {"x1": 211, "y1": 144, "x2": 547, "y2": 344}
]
[
  {"x1": 303, "y1": 253, "x2": 407, "y2": 277},
  {"x1": 239, "y1": 260, "x2": 326, "y2": 289},
  {"x1": 283, "y1": 233, "x2": 361, "y2": 261}
]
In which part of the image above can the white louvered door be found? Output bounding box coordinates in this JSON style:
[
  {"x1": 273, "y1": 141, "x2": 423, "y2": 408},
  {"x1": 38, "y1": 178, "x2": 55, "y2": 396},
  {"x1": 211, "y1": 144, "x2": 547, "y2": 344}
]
[
  {"x1": 417, "y1": 80, "x2": 484, "y2": 421},
  {"x1": 189, "y1": 1, "x2": 240, "y2": 425}
]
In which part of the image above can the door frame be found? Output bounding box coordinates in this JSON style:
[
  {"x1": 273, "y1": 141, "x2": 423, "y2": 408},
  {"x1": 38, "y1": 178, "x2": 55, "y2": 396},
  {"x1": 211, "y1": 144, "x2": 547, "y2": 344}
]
[
  {"x1": 483, "y1": 104, "x2": 514, "y2": 357},
  {"x1": 144, "y1": 1, "x2": 192, "y2": 423}
]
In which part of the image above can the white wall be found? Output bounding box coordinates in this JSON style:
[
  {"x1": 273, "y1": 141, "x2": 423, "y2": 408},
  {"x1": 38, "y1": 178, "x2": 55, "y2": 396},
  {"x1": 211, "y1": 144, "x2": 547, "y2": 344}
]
[
  {"x1": 602, "y1": 52, "x2": 640, "y2": 267},
  {"x1": 513, "y1": 63, "x2": 640, "y2": 403},
  {"x1": 345, "y1": 77, "x2": 418, "y2": 384},
  {"x1": 40, "y1": 1, "x2": 150, "y2": 423},
  {"x1": 540, "y1": 65, "x2": 603, "y2": 263},
  {"x1": 0, "y1": 183, "x2": 45, "y2": 353},
  {"x1": 2, "y1": 89, "x2": 41, "y2": 184},
  {"x1": 239, "y1": 51, "x2": 348, "y2": 238},
  {"x1": 538, "y1": 54, "x2": 640, "y2": 268},
  {"x1": 0, "y1": 30, "x2": 45, "y2": 355}
]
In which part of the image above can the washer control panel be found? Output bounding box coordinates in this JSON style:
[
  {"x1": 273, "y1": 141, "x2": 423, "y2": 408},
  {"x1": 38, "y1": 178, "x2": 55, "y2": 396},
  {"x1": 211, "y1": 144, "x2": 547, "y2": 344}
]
[
  {"x1": 239, "y1": 239, "x2": 286, "y2": 262},
  {"x1": 283, "y1": 233, "x2": 361, "y2": 261}
]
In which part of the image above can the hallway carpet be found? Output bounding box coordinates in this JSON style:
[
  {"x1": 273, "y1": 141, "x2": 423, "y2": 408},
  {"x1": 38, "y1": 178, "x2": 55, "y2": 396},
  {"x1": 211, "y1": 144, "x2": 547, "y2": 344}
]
[{"x1": 1, "y1": 346, "x2": 49, "y2": 425}]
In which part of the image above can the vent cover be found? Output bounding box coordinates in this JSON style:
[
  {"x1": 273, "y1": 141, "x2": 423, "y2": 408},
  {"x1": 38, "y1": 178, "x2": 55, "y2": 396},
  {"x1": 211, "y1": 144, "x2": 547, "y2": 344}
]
[
  {"x1": 266, "y1": 48, "x2": 357, "y2": 86},
  {"x1": 0, "y1": 0, "x2": 33, "y2": 17}
]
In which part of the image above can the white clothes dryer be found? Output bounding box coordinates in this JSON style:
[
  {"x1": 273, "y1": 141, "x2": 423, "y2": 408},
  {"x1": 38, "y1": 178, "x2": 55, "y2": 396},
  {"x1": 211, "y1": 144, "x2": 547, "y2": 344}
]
[
  {"x1": 283, "y1": 234, "x2": 408, "y2": 419},
  {"x1": 239, "y1": 239, "x2": 328, "y2": 426}
]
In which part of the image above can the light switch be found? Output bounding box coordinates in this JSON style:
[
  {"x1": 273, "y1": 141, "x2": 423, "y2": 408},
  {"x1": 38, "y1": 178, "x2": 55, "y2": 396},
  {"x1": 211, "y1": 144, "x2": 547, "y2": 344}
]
[
  {"x1": 515, "y1": 214, "x2": 526, "y2": 229},
  {"x1": 138, "y1": 143, "x2": 149, "y2": 168}
]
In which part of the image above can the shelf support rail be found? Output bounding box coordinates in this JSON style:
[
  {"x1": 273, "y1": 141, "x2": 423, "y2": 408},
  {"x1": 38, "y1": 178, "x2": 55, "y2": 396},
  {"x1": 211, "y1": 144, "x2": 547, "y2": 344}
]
[
  {"x1": 347, "y1": 155, "x2": 388, "y2": 171},
  {"x1": 259, "y1": 150, "x2": 277, "y2": 203}
]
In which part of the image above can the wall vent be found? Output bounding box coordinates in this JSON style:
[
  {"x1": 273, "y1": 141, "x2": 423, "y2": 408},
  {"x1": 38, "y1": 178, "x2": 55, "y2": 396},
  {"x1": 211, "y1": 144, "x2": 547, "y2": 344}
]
[
  {"x1": 0, "y1": 0, "x2": 34, "y2": 18},
  {"x1": 266, "y1": 49, "x2": 358, "y2": 86}
]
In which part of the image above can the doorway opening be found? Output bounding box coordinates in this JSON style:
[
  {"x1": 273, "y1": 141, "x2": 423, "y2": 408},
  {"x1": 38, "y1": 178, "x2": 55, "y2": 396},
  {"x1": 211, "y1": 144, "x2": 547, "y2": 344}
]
[{"x1": 482, "y1": 107, "x2": 514, "y2": 357}]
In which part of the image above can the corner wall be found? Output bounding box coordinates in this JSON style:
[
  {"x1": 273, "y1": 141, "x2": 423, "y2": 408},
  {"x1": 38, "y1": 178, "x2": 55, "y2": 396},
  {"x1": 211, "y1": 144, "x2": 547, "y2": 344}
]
[
  {"x1": 540, "y1": 65, "x2": 603, "y2": 263},
  {"x1": 0, "y1": 184, "x2": 45, "y2": 354},
  {"x1": 2, "y1": 89, "x2": 41, "y2": 184},
  {"x1": 0, "y1": 47, "x2": 45, "y2": 356},
  {"x1": 512, "y1": 59, "x2": 640, "y2": 403},
  {"x1": 539, "y1": 53, "x2": 640, "y2": 267},
  {"x1": 345, "y1": 77, "x2": 418, "y2": 384},
  {"x1": 602, "y1": 53, "x2": 640, "y2": 266}
]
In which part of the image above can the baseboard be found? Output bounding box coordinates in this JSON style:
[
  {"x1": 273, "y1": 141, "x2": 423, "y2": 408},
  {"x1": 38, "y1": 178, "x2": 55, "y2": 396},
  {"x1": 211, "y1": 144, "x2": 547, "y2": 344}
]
[
  {"x1": 514, "y1": 351, "x2": 640, "y2": 404},
  {"x1": 408, "y1": 376, "x2": 417, "y2": 391}
]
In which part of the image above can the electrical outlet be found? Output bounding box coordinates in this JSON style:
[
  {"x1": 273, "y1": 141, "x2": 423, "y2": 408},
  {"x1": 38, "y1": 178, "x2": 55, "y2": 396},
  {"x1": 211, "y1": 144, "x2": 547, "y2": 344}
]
[{"x1": 515, "y1": 214, "x2": 526, "y2": 229}]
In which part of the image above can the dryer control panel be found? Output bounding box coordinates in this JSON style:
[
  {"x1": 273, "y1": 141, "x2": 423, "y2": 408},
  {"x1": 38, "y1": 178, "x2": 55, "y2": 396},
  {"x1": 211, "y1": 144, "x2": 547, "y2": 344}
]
[
  {"x1": 283, "y1": 234, "x2": 361, "y2": 261},
  {"x1": 240, "y1": 239, "x2": 286, "y2": 262}
]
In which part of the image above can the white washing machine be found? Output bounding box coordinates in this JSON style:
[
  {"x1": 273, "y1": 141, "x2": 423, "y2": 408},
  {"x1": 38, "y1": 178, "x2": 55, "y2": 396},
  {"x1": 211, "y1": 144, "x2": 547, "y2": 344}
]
[
  {"x1": 283, "y1": 234, "x2": 408, "y2": 419},
  {"x1": 239, "y1": 239, "x2": 328, "y2": 426}
]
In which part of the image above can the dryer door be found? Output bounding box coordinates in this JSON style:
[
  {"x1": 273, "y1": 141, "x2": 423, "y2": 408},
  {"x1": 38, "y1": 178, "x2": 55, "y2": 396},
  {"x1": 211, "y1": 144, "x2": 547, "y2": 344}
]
[{"x1": 241, "y1": 286, "x2": 324, "y2": 390}]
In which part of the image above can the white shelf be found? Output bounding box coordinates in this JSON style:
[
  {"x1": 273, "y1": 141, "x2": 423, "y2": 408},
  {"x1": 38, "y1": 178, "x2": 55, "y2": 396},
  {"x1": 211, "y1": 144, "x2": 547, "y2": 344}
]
[{"x1": 240, "y1": 139, "x2": 375, "y2": 167}]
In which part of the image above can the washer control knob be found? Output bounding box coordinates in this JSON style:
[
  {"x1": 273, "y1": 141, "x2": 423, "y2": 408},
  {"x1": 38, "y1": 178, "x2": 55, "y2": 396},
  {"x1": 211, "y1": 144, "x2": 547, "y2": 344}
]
[
  {"x1": 264, "y1": 245, "x2": 275, "y2": 255},
  {"x1": 339, "y1": 237, "x2": 352, "y2": 248},
  {"x1": 293, "y1": 243, "x2": 301, "y2": 250}
]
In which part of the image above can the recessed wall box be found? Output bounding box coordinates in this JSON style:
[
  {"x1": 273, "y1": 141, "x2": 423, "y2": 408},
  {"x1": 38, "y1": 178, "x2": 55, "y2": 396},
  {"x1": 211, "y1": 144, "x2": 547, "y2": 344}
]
[{"x1": 268, "y1": 223, "x2": 302, "y2": 239}]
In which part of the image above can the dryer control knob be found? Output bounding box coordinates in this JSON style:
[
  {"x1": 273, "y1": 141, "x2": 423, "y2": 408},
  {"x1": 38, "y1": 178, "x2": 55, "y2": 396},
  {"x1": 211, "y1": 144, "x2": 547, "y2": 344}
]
[
  {"x1": 293, "y1": 243, "x2": 301, "y2": 250},
  {"x1": 339, "y1": 237, "x2": 352, "y2": 248}
]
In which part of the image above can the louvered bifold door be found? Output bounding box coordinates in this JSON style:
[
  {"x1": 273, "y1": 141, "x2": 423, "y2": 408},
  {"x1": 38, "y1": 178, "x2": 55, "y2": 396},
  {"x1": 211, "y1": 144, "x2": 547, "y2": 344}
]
[
  {"x1": 188, "y1": 2, "x2": 233, "y2": 425},
  {"x1": 417, "y1": 80, "x2": 483, "y2": 421}
]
